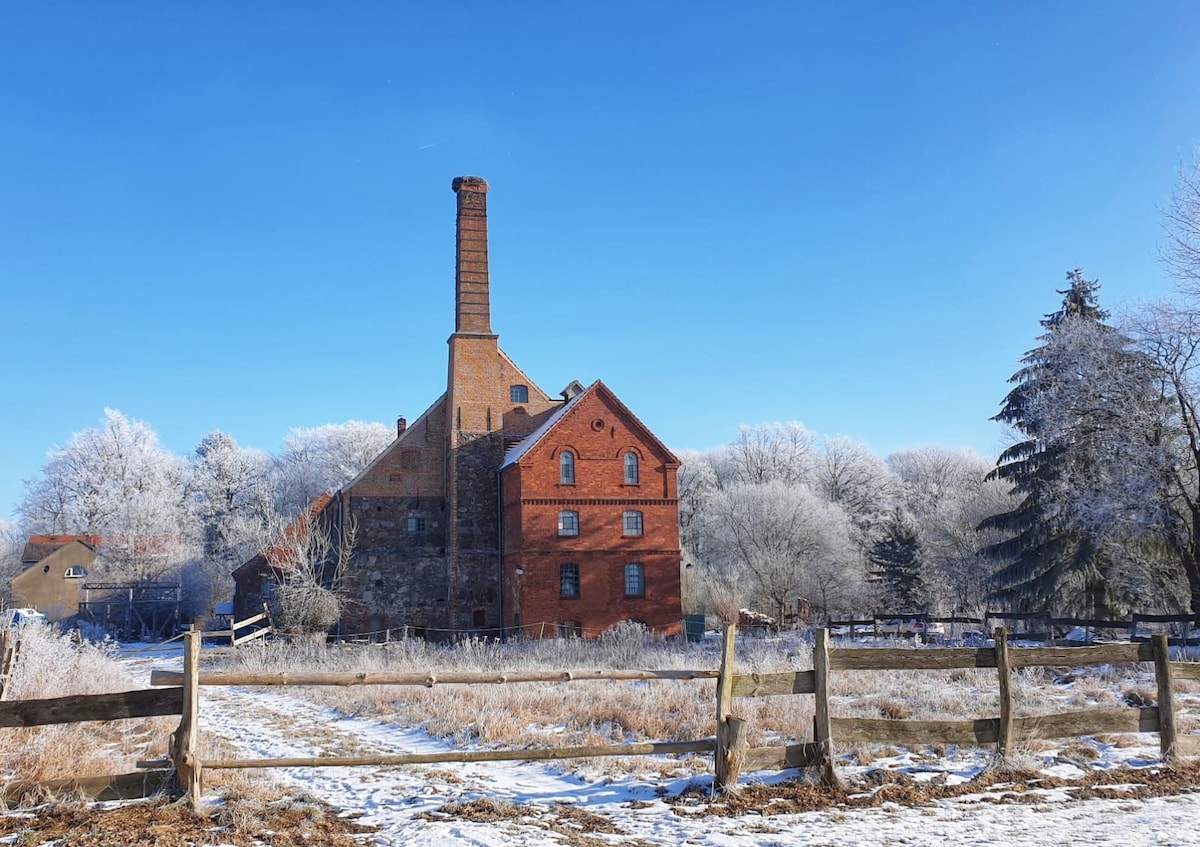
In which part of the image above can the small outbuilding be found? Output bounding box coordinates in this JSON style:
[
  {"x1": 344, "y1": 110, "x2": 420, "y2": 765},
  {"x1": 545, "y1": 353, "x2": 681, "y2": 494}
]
[{"x1": 11, "y1": 535, "x2": 98, "y2": 619}]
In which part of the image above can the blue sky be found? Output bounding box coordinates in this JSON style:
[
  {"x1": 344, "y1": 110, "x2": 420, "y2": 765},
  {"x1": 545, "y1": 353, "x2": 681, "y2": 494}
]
[{"x1": 2, "y1": 2, "x2": 1198, "y2": 523}]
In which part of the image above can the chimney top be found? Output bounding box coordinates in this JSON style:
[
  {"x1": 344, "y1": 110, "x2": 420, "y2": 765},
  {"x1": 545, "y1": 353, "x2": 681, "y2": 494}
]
[
  {"x1": 397, "y1": 416, "x2": 407, "y2": 436},
  {"x1": 452, "y1": 176, "x2": 489, "y2": 193}
]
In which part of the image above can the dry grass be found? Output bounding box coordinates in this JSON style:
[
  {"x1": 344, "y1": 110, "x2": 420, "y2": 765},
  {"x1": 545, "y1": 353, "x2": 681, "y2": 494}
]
[
  {"x1": 207, "y1": 630, "x2": 1169, "y2": 771},
  {"x1": 0, "y1": 625, "x2": 172, "y2": 786}
]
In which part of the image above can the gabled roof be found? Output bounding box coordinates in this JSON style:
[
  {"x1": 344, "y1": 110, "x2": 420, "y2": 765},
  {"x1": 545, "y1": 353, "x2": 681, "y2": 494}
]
[
  {"x1": 501, "y1": 386, "x2": 587, "y2": 469},
  {"x1": 339, "y1": 393, "x2": 446, "y2": 493},
  {"x1": 20, "y1": 535, "x2": 100, "y2": 565},
  {"x1": 500, "y1": 380, "x2": 679, "y2": 470}
]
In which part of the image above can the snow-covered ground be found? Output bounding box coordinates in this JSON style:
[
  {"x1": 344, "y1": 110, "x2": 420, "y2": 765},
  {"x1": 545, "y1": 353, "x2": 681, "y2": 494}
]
[{"x1": 123, "y1": 647, "x2": 1200, "y2": 846}]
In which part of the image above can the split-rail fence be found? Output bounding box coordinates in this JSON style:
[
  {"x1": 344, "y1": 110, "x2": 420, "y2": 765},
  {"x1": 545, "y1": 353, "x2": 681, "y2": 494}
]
[{"x1": 2, "y1": 625, "x2": 1198, "y2": 811}]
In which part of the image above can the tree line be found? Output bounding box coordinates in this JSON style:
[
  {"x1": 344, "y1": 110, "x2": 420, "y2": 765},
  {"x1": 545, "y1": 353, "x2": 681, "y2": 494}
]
[{"x1": 0, "y1": 416, "x2": 394, "y2": 618}]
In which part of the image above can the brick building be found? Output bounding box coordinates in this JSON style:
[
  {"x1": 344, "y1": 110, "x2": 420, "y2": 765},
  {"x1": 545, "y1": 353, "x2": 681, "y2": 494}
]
[{"x1": 237, "y1": 176, "x2": 682, "y2": 638}]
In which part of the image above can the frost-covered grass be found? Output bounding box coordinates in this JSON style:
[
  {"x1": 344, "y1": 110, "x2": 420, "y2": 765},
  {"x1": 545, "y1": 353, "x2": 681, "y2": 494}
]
[{"x1": 0, "y1": 624, "x2": 171, "y2": 786}]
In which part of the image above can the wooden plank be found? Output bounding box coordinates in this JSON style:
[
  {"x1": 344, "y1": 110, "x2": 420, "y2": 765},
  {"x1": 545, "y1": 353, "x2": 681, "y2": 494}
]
[
  {"x1": 995, "y1": 626, "x2": 1013, "y2": 759},
  {"x1": 0, "y1": 687, "x2": 183, "y2": 727},
  {"x1": 743, "y1": 743, "x2": 822, "y2": 771},
  {"x1": 829, "y1": 647, "x2": 995, "y2": 671},
  {"x1": 1154, "y1": 635, "x2": 1176, "y2": 763},
  {"x1": 200, "y1": 738, "x2": 717, "y2": 770},
  {"x1": 731, "y1": 671, "x2": 816, "y2": 698},
  {"x1": 232, "y1": 611, "x2": 268, "y2": 629},
  {"x1": 812, "y1": 628, "x2": 837, "y2": 786},
  {"x1": 173, "y1": 630, "x2": 201, "y2": 809},
  {"x1": 150, "y1": 667, "x2": 721, "y2": 687},
  {"x1": 1011, "y1": 707, "x2": 1158, "y2": 740},
  {"x1": 232, "y1": 626, "x2": 272, "y2": 646},
  {"x1": 831, "y1": 717, "x2": 999, "y2": 745},
  {"x1": 1169, "y1": 661, "x2": 1200, "y2": 682},
  {"x1": 2, "y1": 770, "x2": 172, "y2": 806},
  {"x1": 714, "y1": 623, "x2": 737, "y2": 791},
  {"x1": 1007, "y1": 642, "x2": 1152, "y2": 667}
]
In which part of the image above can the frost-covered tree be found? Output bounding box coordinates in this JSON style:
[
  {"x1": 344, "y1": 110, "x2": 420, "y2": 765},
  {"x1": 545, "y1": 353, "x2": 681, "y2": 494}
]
[
  {"x1": 1119, "y1": 302, "x2": 1200, "y2": 614},
  {"x1": 0, "y1": 521, "x2": 23, "y2": 608},
  {"x1": 703, "y1": 480, "x2": 859, "y2": 621},
  {"x1": 184, "y1": 431, "x2": 278, "y2": 616},
  {"x1": 271, "y1": 421, "x2": 395, "y2": 516},
  {"x1": 981, "y1": 272, "x2": 1148, "y2": 617},
  {"x1": 889, "y1": 447, "x2": 1016, "y2": 615},
  {"x1": 20, "y1": 409, "x2": 196, "y2": 583},
  {"x1": 812, "y1": 435, "x2": 901, "y2": 548},
  {"x1": 1161, "y1": 149, "x2": 1200, "y2": 292},
  {"x1": 710, "y1": 423, "x2": 816, "y2": 489}
]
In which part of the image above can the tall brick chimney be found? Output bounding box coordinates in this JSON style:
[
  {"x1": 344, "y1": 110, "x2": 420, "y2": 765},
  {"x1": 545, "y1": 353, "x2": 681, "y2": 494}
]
[{"x1": 451, "y1": 176, "x2": 491, "y2": 334}]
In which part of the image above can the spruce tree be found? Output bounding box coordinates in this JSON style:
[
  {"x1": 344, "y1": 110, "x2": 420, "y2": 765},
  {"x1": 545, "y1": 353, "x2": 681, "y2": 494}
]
[
  {"x1": 979, "y1": 269, "x2": 1128, "y2": 616},
  {"x1": 869, "y1": 509, "x2": 926, "y2": 611}
]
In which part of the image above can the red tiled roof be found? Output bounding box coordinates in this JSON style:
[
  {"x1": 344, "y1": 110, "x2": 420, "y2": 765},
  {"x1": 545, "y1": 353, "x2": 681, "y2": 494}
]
[{"x1": 20, "y1": 534, "x2": 101, "y2": 565}]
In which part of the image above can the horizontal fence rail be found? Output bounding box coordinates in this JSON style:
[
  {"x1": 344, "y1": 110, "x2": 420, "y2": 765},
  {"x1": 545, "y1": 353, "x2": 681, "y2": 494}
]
[
  {"x1": 199, "y1": 739, "x2": 717, "y2": 770},
  {"x1": 149, "y1": 668, "x2": 720, "y2": 688},
  {"x1": 0, "y1": 688, "x2": 183, "y2": 728}
]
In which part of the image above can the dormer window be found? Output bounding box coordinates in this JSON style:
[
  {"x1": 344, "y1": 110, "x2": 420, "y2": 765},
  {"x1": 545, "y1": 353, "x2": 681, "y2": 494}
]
[
  {"x1": 64, "y1": 566, "x2": 88, "y2": 579},
  {"x1": 510, "y1": 384, "x2": 528, "y2": 404},
  {"x1": 624, "y1": 452, "x2": 639, "y2": 485},
  {"x1": 560, "y1": 451, "x2": 576, "y2": 485}
]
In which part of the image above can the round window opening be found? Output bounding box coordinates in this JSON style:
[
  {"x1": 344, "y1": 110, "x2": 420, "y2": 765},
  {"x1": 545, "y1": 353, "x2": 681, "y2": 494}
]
[{"x1": 590, "y1": 418, "x2": 605, "y2": 431}]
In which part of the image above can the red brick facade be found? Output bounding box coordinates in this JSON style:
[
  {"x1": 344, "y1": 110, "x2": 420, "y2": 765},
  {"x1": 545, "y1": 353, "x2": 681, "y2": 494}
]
[
  {"x1": 500, "y1": 384, "x2": 681, "y2": 637},
  {"x1": 243, "y1": 176, "x2": 682, "y2": 639}
]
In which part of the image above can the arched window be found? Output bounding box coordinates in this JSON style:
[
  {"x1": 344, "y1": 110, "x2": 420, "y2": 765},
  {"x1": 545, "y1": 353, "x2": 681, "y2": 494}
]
[
  {"x1": 510, "y1": 384, "x2": 528, "y2": 404},
  {"x1": 560, "y1": 451, "x2": 576, "y2": 484},
  {"x1": 624, "y1": 451, "x2": 639, "y2": 485},
  {"x1": 558, "y1": 510, "x2": 579, "y2": 536}
]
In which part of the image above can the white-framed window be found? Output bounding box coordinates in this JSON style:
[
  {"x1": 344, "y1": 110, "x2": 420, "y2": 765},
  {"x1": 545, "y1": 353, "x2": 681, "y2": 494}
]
[
  {"x1": 560, "y1": 564, "x2": 580, "y2": 598},
  {"x1": 624, "y1": 452, "x2": 639, "y2": 484},
  {"x1": 622, "y1": 511, "x2": 643, "y2": 536},
  {"x1": 510, "y1": 384, "x2": 529, "y2": 403},
  {"x1": 560, "y1": 451, "x2": 575, "y2": 484},
  {"x1": 405, "y1": 516, "x2": 427, "y2": 534},
  {"x1": 63, "y1": 566, "x2": 88, "y2": 579},
  {"x1": 558, "y1": 510, "x2": 580, "y2": 536},
  {"x1": 624, "y1": 563, "x2": 645, "y2": 597}
]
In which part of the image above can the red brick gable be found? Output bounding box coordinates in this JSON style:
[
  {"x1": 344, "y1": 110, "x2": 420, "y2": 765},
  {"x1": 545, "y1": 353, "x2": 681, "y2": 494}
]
[{"x1": 503, "y1": 381, "x2": 678, "y2": 495}]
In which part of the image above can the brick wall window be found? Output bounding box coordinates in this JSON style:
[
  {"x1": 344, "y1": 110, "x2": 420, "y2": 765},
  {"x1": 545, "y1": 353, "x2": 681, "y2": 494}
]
[
  {"x1": 624, "y1": 563, "x2": 645, "y2": 597},
  {"x1": 560, "y1": 451, "x2": 576, "y2": 484},
  {"x1": 405, "y1": 516, "x2": 427, "y2": 534},
  {"x1": 624, "y1": 452, "x2": 639, "y2": 484},
  {"x1": 558, "y1": 510, "x2": 580, "y2": 536},
  {"x1": 622, "y1": 510, "x2": 643, "y2": 536},
  {"x1": 560, "y1": 564, "x2": 580, "y2": 598},
  {"x1": 510, "y1": 384, "x2": 528, "y2": 403},
  {"x1": 557, "y1": 621, "x2": 582, "y2": 638}
]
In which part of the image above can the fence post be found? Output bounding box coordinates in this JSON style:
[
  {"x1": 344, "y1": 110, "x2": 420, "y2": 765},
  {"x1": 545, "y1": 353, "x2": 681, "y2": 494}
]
[
  {"x1": 713, "y1": 622, "x2": 740, "y2": 791},
  {"x1": 994, "y1": 625, "x2": 1013, "y2": 762},
  {"x1": 171, "y1": 628, "x2": 202, "y2": 810},
  {"x1": 812, "y1": 627, "x2": 837, "y2": 786},
  {"x1": 1153, "y1": 633, "x2": 1177, "y2": 765}
]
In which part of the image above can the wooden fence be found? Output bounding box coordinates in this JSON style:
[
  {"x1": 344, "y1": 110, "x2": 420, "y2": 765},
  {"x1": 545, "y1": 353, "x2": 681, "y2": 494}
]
[{"x1": 5, "y1": 623, "x2": 1200, "y2": 809}]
